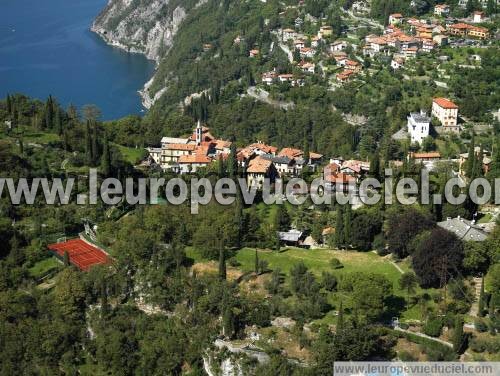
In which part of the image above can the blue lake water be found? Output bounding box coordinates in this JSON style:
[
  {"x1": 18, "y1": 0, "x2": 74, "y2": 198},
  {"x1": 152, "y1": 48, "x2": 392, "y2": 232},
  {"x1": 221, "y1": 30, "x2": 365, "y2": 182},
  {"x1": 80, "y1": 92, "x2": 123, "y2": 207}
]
[{"x1": 0, "y1": 0, "x2": 155, "y2": 120}]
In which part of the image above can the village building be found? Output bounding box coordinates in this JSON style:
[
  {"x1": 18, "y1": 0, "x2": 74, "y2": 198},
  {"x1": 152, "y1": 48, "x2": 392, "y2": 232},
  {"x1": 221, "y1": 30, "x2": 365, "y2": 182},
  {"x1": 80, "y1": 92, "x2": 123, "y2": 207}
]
[
  {"x1": 278, "y1": 73, "x2": 294, "y2": 83},
  {"x1": 294, "y1": 39, "x2": 306, "y2": 49},
  {"x1": 421, "y1": 39, "x2": 436, "y2": 53},
  {"x1": 147, "y1": 147, "x2": 162, "y2": 165},
  {"x1": 246, "y1": 156, "x2": 278, "y2": 189},
  {"x1": 408, "y1": 151, "x2": 441, "y2": 162},
  {"x1": 330, "y1": 40, "x2": 348, "y2": 52},
  {"x1": 249, "y1": 49, "x2": 260, "y2": 58},
  {"x1": 344, "y1": 60, "x2": 361, "y2": 73},
  {"x1": 177, "y1": 154, "x2": 212, "y2": 174},
  {"x1": 433, "y1": 34, "x2": 448, "y2": 46},
  {"x1": 447, "y1": 23, "x2": 490, "y2": 39},
  {"x1": 473, "y1": 11, "x2": 485, "y2": 23},
  {"x1": 318, "y1": 25, "x2": 333, "y2": 38},
  {"x1": 311, "y1": 36, "x2": 321, "y2": 48},
  {"x1": 404, "y1": 46, "x2": 418, "y2": 59},
  {"x1": 388, "y1": 13, "x2": 403, "y2": 25},
  {"x1": 323, "y1": 170, "x2": 357, "y2": 193},
  {"x1": 391, "y1": 57, "x2": 405, "y2": 70},
  {"x1": 407, "y1": 111, "x2": 431, "y2": 144},
  {"x1": 336, "y1": 70, "x2": 355, "y2": 82},
  {"x1": 340, "y1": 159, "x2": 370, "y2": 177},
  {"x1": 432, "y1": 97, "x2": 459, "y2": 131},
  {"x1": 299, "y1": 47, "x2": 315, "y2": 58},
  {"x1": 369, "y1": 37, "x2": 389, "y2": 54},
  {"x1": 282, "y1": 28, "x2": 296, "y2": 41},
  {"x1": 261, "y1": 154, "x2": 295, "y2": 176},
  {"x1": 434, "y1": 4, "x2": 450, "y2": 16},
  {"x1": 262, "y1": 71, "x2": 277, "y2": 85},
  {"x1": 458, "y1": 147, "x2": 492, "y2": 177},
  {"x1": 151, "y1": 122, "x2": 231, "y2": 171},
  {"x1": 298, "y1": 61, "x2": 315, "y2": 73},
  {"x1": 278, "y1": 229, "x2": 305, "y2": 246},
  {"x1": 437, "y1": 217, "x2": 488, "y2": 242}
]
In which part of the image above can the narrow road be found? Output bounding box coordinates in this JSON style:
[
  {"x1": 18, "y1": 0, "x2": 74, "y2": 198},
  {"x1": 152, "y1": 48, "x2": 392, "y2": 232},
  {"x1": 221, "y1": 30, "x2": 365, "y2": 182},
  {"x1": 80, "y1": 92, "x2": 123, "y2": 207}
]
[{"x1": 394, "y1": 326, "x2": 453, "y2": 348}]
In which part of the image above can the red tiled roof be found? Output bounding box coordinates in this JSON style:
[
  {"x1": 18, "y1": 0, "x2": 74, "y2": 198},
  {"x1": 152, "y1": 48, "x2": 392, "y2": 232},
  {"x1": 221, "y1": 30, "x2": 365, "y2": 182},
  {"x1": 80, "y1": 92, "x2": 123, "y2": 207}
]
[
  {"x1": 324, "y1": 172, "x2": 356, "y2": 184},
  {"x1": 178, "y1": 154, "x2": 212, "y2": 164},
  {"x1": 433, "y1": 97, "x2": 458, "y2": 109},
  {"x1": 214, "y1": 139, "x2": 232, "y2": 149},
  {"x1": 411, "y1": 152, "x2": 441, "y2": 159},
  {"x1": 248, "y1": 142, "x2": 278, "y2": 154},
  {"x1": 166, "y1": 143, "x2": 197, "y2": 151},
  {"x1": 278, "y1": 147, "x2": 303, "y2": 159},
  {"x1": 247, "y1": 156, "x2": 272, "y2": 173}
]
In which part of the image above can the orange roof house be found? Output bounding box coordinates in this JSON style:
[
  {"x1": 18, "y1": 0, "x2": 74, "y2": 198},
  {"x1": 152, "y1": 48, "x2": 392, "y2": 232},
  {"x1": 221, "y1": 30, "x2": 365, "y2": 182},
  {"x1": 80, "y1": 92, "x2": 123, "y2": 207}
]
[{"x1": 433, "y1": 97, "x2": 458, "y2": 109}]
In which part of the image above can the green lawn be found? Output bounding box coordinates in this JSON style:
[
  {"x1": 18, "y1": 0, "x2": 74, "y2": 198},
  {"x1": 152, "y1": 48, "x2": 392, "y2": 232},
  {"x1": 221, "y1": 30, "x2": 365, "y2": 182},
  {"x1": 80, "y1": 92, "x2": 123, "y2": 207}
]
[
  {"x1": 28, "y1": 257, "x2": 61, "y2": 279},
  {"x1": 186, "y1": 246, "x2": 437, "y2": 322},
  {"x1": 114, "y1": 144, "x2": 147, "y2": 164}
]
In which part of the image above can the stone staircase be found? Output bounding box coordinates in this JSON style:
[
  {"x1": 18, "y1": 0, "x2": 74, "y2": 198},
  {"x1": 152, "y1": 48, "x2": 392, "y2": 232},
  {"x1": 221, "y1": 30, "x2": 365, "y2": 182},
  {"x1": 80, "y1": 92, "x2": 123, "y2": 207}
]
[{"x1": 468, "y1": 277, "x2": 483, "y2": 317}]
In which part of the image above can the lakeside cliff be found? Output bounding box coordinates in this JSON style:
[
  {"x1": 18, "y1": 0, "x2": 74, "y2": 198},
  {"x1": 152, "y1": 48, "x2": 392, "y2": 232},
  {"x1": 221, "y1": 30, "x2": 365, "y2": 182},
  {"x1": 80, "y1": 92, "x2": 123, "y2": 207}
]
[{"x1": 92, "y1": 0, "x2": 200, "y2": 108}]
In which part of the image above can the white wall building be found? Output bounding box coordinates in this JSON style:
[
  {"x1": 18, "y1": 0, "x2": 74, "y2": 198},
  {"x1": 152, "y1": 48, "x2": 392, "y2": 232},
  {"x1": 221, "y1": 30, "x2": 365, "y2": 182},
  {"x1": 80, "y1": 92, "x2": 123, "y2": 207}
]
[{"x1": 407, "y1": 110, "x2": 431, "y2": 144}]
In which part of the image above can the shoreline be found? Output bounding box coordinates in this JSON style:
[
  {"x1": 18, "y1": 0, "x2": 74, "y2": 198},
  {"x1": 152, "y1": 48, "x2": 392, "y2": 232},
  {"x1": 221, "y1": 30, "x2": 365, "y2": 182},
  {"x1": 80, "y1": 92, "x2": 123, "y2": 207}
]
[{"x1": 90, "y1": 24, "x2": 162, "y2": 110}]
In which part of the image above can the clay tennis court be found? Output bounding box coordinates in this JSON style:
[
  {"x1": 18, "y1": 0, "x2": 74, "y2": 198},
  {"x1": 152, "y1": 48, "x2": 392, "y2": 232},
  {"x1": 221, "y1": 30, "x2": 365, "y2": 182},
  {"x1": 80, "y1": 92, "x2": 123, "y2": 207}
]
[{"x1": 48, "y1": 238, "x2": 111, "y2": 271}]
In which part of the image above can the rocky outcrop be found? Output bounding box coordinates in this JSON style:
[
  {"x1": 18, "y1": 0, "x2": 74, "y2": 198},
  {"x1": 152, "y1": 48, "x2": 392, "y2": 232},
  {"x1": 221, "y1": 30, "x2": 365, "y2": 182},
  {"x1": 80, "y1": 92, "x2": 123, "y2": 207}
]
[{"x1": 92, "y1": 0, "x2": 187, "y2": 62}]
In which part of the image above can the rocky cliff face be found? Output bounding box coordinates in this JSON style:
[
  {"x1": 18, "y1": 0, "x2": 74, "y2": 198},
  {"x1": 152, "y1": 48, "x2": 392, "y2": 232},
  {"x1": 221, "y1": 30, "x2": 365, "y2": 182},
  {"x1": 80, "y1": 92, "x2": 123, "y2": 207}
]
[{"x1": 92, "y1": 0, "x2": 187, "y2": 62}]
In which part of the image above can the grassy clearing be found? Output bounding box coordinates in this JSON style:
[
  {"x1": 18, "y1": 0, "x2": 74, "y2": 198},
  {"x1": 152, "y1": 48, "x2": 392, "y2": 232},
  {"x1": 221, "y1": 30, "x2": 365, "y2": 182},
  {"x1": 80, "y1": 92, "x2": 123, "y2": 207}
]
[
  {"x1": 235, "y1": 247, "x2": 404, "y2": 287},
  {"x1": 187, "y1": 246, "x2": 436, "y2": 322},
  {"x1": 29, "y1": 257, "x2": 61, "y2": 279},
  {"x1": 113, "y1": 144, "x2": 147, "y2": 164}
]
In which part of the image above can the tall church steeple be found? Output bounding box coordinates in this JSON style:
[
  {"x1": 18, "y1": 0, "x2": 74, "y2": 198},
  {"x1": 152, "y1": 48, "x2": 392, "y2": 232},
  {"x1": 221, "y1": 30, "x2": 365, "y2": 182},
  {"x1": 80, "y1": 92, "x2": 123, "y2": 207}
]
[{"x1": 196, "y1": 120, "x2": 202, "y2": 146}]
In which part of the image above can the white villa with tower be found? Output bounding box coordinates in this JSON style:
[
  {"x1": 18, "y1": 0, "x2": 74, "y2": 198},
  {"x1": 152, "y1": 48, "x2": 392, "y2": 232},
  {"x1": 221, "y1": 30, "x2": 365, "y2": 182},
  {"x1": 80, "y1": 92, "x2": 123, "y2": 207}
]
[{"x1": 407, "y1": 110, "x2": 431, "y2": 145}]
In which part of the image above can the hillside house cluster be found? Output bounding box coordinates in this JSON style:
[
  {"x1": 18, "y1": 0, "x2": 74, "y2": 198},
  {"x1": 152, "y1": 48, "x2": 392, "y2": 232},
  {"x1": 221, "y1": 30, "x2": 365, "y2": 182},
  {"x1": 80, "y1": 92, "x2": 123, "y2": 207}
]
[
  {"x1": 148, "y1": 125, "x2": 325, "y2": 189},
  {"x1": 261, "y1": 70, "x2": 305, "y2": 86},
  {"x1": 147, "y1": 122, "x2": 231, "y2": 173},
  {"x1": 335, "y1": 59, "x2": 362, "y2": 83},
  {"x1": 447, "y1": 23, "x2": 490, "y2": 39},
  {"x1": 322, "y1": 159, "x2": 370, "y2": 192}
]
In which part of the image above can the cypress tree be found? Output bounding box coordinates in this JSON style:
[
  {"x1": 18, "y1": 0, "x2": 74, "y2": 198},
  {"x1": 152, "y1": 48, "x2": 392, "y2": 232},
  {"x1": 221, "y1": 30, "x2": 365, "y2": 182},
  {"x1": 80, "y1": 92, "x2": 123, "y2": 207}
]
[
  {"x1": 275, "y1": 233, "x2": 281, "y2": 252},
  {"x1": 303, "y1": 134, "x2": 310, "y2": 165},
  {"x1": 85, "y1": 121, "x2": 92, "y2": 166},
  {"x1": 337, "y1": 301, "x2": 344, "y2": 331},
  {"x1": 370, "y1": 151, "x2": 380, "y2": 179},
  {"x1": 92, "y1": 121, "x2": 99, "y2": 164},
  {"x1": 18, "y1": 137, "x2": 24, "y2": 155},
  {"x1": 63, "y1": 250, "x2": 70, "y2": 267},
  {"x1": 6, "y1": 94, "x2": 12, "y2": 115},
  {"x1": 489, "y1": 293, "x2": 495, "y2": 317},
  {"x1": 452, "y1": 315, "x2": 464, "y2": 353},
  {"x1": 217, "y1": 154, "x2": 225, "y2": 178},
  {"x1": 101, "y1": 134, "x2": 111, "y2": 176},
  {"x1": 466, "y1": 135, "x2": 475, "y2": 178},
  {"x1": 44, "y1": 95, "x2": 54, "y2": 129},
  {"x1": 335, "y1": 205, "x2": 345, "y2": 249},
  {"x1": 218, "y1": 248, "x2": 226, "y2": 280},
  {"x1": 343, "y1": 204, "x2": 352, "y2": 247},
  {"x1": 55, "y1": 108, "x2": 63, "y2": 136},
  {"x1": 254, "y1": 250, "x2": 259, "y2": 274},
  {"x1": 478, "y1": 276, "x2": 485, "y2": 317},
  {"x1": 222, "y1": 306, "x2": 235, "y2": 339},
  {"x1": 228, "y1": 143, "x2": 238, "y2": 179}
]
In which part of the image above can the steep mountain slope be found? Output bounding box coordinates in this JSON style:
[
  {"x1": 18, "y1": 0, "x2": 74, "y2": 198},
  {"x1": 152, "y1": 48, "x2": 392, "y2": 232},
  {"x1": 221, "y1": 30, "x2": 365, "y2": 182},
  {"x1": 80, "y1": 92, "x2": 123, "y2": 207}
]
[{"x1": 92, "y1": 0, "x2": 198, "y2": 61}]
